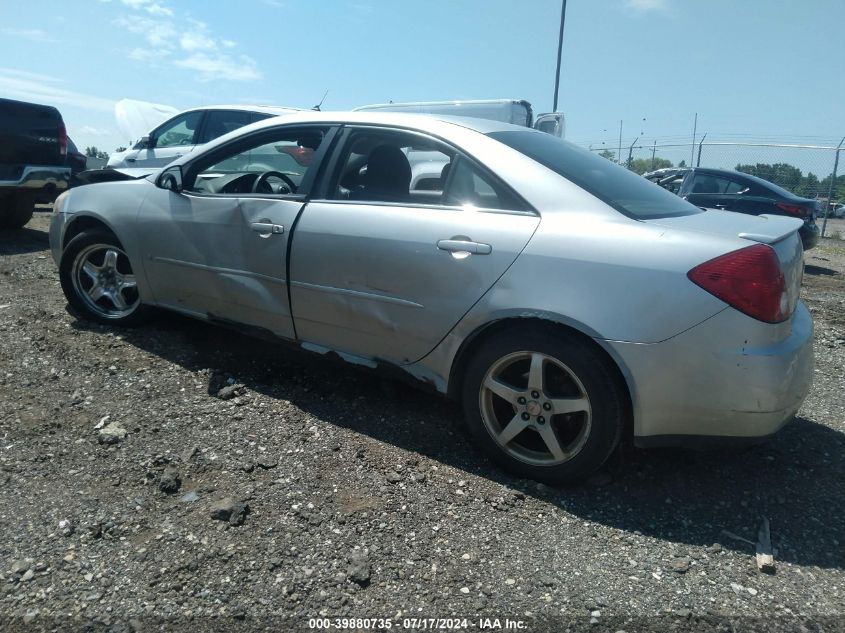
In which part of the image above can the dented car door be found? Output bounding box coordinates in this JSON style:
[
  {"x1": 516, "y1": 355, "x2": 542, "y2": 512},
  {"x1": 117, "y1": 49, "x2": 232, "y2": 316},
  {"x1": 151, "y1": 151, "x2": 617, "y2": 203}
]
[
  {"x1": 135, "y1": 125, "x2": 334, "y2": 339},
  {"x1": 136, "y1": 191, "x2": 303, "y2": 339},
  {"x1": 288, "y1": 126, "x2": 539, "y2": 365}
]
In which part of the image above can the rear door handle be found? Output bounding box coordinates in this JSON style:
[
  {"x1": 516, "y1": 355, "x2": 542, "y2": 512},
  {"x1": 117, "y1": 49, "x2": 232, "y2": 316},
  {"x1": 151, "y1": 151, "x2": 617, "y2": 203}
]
[
  {"x1": 251, "y1": 222, "x2": 284, "y2": 235},
  {"x1": 437, "y1": 239, "x2": 492, "y2": 255}
]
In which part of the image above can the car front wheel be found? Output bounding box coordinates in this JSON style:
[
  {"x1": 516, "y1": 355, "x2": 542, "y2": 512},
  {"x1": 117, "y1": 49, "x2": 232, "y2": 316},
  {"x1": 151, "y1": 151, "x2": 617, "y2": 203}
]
[
  {"x1": 59, "y1": 229, "x2": 150, "y2": 326},
  {"x1": 462, "y1": 328, "x2": 625, "y2": 483}
]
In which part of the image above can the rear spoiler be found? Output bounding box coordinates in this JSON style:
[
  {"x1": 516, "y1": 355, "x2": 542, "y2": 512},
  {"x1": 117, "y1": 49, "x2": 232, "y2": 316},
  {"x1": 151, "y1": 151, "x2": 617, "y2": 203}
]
[{"x1": 737, "y1": 214, "x2": 805, "y2": 244}]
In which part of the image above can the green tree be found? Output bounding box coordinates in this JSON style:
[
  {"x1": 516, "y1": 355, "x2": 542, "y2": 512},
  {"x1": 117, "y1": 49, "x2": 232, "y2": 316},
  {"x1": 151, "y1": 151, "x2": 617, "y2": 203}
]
[
  {"x1": 84, "y1": 146, "x2": 109, "y2": 160},
  {"x1": 735, "y1": 162, "x2": 803, "y2": 191},
  {"x1": 114, "y1": 146, "x2": 127, "y2": 153},
  {"x1": 795, "y1": 172, "x2": 820, "y2": 198},
  {"x1": 678, "y1": 160, "x2": 687, "y2": 168},
  {"x1": 629, "y1": 157, "x2": 673, "y2": 175},
  {"x1": 598, "y1": 149, "x2": 616, "y2": 162},
  {"x1": 818, "y1": 173, "x2": 845, "y2": 203}
]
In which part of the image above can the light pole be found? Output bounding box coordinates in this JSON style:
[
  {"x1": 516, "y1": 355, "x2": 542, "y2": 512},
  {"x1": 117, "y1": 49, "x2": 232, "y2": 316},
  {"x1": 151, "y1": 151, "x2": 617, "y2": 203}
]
[{"x1": 552, "y1": 0, "x2": 567, "y2": 112}]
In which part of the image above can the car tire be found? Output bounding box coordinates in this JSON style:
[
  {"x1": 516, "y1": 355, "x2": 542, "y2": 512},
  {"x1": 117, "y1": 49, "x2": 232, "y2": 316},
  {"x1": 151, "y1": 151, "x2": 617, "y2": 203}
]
[
  {"x1": 0, "y1": 192, "x2": 35, "y2": 230},
  {"x1": 59, "y1": 229, "x2": 151, "y2": 326},
  {"x1": 462, "y1": 327, "x2": 625, "y2": 483}
]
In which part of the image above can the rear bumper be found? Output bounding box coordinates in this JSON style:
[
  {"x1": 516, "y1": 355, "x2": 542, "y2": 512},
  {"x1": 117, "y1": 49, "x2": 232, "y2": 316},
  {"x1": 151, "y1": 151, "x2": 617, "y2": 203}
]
[
  {"x1": 800, "y1": 223, "x2": 820, "y2": 250},
  {"x1": 609, "y1": 301, "x2": 814, "y2": 442},
  {"x1": 0, "y1": 165, "x2": 70, "y2": 194}
]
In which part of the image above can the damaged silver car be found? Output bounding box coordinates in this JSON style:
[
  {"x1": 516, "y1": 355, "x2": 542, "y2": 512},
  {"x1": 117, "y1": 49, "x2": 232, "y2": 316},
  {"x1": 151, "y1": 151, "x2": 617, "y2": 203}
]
[{"x1": 49, "y1": 111, "x2": 814, "y2": 482}]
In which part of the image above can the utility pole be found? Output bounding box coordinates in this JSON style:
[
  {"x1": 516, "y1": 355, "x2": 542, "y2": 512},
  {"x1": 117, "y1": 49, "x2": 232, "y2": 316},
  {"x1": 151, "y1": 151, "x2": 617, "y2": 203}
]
[
  {"x1": 697, "y1": 133, "x2": 707, "y2": 167},
  {"x1": 552, "y1": 0, "x2": 567, "y2": 112},
  {"x1": 821, "y1": 136, "x2": 845, "y2": 238},
  {"x1": 618, "y1": 120, "x2": 623, "y2": 164},
  {"x1": 651, "y1": 140, "x2": 657, "y2": 170},
  {"x1": 627, "y1": 137, "x2": 638, "y2": 169},
  {"x1": 690, "y1": 113, "x2": 698, "y2": 165}
]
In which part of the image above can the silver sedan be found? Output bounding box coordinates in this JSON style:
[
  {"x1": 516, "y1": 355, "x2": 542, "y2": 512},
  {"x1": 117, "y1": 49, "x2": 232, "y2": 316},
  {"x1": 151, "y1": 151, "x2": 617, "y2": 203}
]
[{"x1": 49, "y1": 112, "x2": 814, "y2": 482}]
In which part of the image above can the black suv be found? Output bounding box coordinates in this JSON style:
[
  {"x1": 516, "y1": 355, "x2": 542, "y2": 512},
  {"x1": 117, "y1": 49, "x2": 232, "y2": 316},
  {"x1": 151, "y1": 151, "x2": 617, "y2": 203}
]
[{"x1": 644, "y1": 167, "x2": 820, "y2": 250}]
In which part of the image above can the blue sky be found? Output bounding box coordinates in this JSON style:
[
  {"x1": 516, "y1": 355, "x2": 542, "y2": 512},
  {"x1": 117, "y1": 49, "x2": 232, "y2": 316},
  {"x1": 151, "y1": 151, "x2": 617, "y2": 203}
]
[{"x1": 1, "y1": 0, "x2": 843, "y2": 158}]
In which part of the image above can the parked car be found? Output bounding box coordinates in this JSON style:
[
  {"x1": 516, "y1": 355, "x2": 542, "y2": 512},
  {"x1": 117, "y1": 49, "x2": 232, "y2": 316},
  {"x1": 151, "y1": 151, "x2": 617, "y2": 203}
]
[
  {"x1": 50, "y1": 112, "x2": 813, "y2": 482},
  {"x1": 0, "y1": 97, "x2": 71, "y2": 229},
  {"x1": 106, "y1": 104, "x2": 302, "y2": 169},
  {"x1": 644, "y1": 167, "x2": 820, "y2": 250},
  {"x1": 825, "y1": 202, "x2": 845, "y2": 219}
]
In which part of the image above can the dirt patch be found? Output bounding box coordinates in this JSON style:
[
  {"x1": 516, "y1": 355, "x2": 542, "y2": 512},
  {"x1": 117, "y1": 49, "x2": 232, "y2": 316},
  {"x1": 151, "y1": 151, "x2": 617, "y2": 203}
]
[{"x1": 0, "y1": 212, "x2": 843, "y2": 630}]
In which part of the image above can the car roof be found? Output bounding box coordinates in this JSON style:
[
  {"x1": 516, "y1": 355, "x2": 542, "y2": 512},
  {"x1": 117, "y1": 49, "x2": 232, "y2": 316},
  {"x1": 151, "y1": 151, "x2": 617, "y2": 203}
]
[{"x1": 232, "y1": 109, "x2": 528, "y2": 135}]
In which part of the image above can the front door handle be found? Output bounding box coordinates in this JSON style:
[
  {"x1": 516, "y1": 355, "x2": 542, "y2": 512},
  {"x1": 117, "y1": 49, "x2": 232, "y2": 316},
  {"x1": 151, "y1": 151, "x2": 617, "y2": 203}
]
[
  {"x1": 437, "y1": 239, "x2": 492, "y2": 255},
  {"x1": 251, "y1": 222, "x2": 284, "y2": 235}
]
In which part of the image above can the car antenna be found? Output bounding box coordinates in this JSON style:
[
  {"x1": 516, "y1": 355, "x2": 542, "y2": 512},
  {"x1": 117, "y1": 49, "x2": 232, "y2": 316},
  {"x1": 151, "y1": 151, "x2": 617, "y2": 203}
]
[{"x1": 312, "y1": 90, "x2": 329, "y2": 112}]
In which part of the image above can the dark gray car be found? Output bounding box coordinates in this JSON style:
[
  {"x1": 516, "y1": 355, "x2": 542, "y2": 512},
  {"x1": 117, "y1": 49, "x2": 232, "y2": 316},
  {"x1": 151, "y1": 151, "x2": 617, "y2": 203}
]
[{"x1": 645, "y1": 167, "x2": 820, "y2": 249}]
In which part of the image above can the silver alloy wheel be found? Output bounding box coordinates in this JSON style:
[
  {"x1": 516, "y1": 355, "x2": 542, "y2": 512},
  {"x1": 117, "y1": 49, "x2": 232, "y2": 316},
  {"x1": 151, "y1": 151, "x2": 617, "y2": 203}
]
[
  {"x1": 70, "y1": 243, "x2": 140, "y2": 320},
  {"x1": 479, "y1": 351, "x2": 592, "y2": 466}
]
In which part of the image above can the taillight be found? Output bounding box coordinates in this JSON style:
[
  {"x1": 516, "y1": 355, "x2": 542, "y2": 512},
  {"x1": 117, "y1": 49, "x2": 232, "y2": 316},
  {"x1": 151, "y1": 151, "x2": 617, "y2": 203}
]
[
  {"x1": 775, "y1": 202, "x2": 810, "y2": 218},
  {"x1": 58, "y1": 121, "x2": 68, "y2": 157},
  {"x1": 687, "y1": 244, "x2": 789, "y2": 323}
]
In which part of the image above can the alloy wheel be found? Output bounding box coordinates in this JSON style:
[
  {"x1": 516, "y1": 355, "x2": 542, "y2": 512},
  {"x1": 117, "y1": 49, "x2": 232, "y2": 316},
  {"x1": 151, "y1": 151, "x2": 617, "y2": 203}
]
[
  {"x1": 479, "y1": 351, "x2": 592, "y2": 466},
  {"x1": 70, "y1": 243, "x2": 140, "y2": 320}
]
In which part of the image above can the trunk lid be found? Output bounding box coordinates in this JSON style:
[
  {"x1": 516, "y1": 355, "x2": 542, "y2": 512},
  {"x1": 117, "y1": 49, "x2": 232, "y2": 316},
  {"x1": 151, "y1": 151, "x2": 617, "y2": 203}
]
[{"x1": 647, "y1": 209, "x2": 805, "y2": 319}]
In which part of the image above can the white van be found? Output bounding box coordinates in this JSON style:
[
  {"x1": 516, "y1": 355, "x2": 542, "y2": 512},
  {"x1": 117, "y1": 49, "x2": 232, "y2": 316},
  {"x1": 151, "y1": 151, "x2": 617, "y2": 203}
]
[{"x1": 353, "y1": 99, "x2": 565, "y2": 138}]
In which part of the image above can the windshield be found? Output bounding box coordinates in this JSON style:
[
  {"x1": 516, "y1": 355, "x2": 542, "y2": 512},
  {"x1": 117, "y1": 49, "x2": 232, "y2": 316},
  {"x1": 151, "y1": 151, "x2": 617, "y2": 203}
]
[{"x1": 489, "y1": 130, "x2": 701, "y2": 219}]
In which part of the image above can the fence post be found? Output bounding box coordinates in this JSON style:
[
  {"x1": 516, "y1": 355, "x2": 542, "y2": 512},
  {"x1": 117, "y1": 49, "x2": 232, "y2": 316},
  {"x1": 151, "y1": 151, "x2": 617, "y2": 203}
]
[
  {"x1": 696, "y1": 134, "x2": 707, "y2": 167},
  {"x1": 821, "y1": 136, "x2": 844, "y2": 238}
]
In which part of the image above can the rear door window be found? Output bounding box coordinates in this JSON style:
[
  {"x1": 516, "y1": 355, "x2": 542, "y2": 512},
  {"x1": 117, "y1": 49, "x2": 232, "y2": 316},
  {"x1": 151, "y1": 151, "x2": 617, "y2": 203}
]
[
  {"x1": 153, "y1": 111, "x2": 202, "y2": 148},
  {"x1": 329, "y1": 127, "x2": 525, "y2": 211},
  {"x1": 689, "y1": 174, "x2": 746, "y2": 194},
  {"x1": 489, "y1": 130, "x2": 700, "y2": 219},
  {"x1": 199, "y1": 110, "x2": 256, "y2": 144}
]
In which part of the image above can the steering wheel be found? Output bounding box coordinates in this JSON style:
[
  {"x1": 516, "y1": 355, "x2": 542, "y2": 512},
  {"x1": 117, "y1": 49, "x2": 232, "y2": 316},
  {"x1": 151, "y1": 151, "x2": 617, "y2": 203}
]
[{"x1": 252, "y1": 171, "x2": 297, "y2": 194}]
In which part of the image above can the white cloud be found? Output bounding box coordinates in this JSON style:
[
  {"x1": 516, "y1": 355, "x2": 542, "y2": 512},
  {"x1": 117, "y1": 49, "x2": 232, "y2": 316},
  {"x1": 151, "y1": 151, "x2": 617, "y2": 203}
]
[
  {"x1": 179, "y1": 24, "x2": 216, "y2": 52},
  {"x1": 623, "y1": 0, "x2": 668, "y2": 11},
  {"x1": 120, "y1": 0, "x2": 173, "y2": 16},
  {"x1": 0, "y1": 68, "x2": 66, "y2": 84},
  {"x1": 1, "y1": 28, "x2": 58, "y2": 43},
  {"x1": 174, "y1": 53, "x2": 262, "y2": 82},
  {"x1": 114, "y1": 15, "x2": 177, "y2": 48},
  {"x1": 0, "y1": 69, "x2": 114, "y2": 112},
  {"x1": 114, "y1": 8, "x2": 261, "y2": 83}
]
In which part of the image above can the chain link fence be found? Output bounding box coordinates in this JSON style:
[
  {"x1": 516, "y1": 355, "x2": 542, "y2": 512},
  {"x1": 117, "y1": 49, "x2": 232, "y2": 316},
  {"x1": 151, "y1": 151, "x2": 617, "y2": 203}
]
[{"x1": 587, "y1": 139, "x2": 844, "y2": 236}]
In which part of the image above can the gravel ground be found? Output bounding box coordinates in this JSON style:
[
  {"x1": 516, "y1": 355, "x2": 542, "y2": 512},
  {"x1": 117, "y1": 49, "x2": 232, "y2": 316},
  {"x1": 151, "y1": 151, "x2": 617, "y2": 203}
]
[{"x1": 1, "y1": 212, "x2": 844, "y2": 633}]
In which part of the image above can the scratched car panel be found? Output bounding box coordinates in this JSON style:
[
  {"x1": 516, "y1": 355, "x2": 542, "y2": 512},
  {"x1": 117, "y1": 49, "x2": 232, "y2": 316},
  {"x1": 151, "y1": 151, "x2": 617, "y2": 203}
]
[{"x1": 50, "y1": 111, "x2": 814, "y2": 482}]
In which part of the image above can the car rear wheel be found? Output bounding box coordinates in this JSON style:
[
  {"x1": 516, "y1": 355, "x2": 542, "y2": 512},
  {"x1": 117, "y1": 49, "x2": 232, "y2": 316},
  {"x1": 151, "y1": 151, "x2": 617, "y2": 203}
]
[
  {"x1": 0, "y1": 192, "x2": 35, "y2": 229},
  {"x1": 462, "y1": 328, "x2": 625, "y2": 483},
  {"x1": 59, "y1": 230, "x2": 150, "y2": 326}
]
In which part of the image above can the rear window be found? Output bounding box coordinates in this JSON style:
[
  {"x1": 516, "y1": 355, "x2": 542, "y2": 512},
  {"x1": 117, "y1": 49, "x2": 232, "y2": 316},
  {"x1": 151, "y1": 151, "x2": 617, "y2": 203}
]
[{"x1": 488, "y1": 130, "x2": 701, "y2": 219}]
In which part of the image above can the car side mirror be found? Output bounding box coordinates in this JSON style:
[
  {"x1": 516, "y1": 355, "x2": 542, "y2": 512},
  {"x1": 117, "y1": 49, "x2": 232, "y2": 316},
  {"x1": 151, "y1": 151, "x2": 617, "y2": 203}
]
[
  {"x1": 134, "y1": 135, "x2": 151, "y2": 150},
  {"x1": 158, "y1": 165, "x2": 183, "y2": 193}
]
